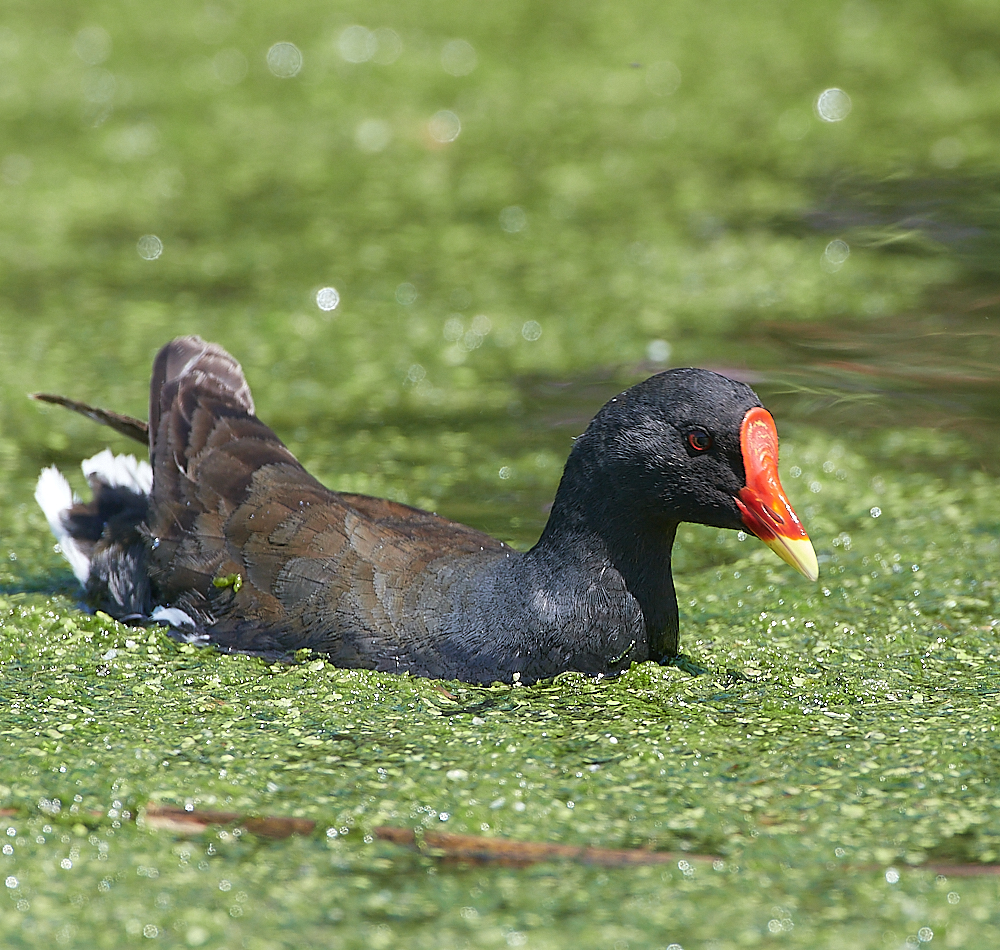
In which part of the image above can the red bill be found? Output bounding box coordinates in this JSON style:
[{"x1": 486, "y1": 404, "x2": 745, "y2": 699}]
[{"x1": 735, "y1": 407, "x2": 819, "y2": 582}]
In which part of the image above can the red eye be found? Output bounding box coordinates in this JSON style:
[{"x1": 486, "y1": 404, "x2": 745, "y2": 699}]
[{"x1": 687, "y1": 429, "x2": 712, "y2": 452}]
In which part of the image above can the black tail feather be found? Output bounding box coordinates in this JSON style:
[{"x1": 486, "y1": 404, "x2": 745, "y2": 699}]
[{"x1": 31, "y1": 393, "x2": 148, "y2": 445}]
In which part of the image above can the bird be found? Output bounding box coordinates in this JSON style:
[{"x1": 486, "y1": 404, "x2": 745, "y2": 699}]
[{"x1": 32, "y1": 335, "x2": 817, "y2": 685}]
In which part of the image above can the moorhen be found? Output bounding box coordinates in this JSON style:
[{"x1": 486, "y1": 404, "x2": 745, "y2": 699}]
[{"x1": 33, "y1": 336, "x2": 817, "y2": 684}]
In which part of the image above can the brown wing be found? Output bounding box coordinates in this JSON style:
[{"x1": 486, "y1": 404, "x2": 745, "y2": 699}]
[{"x1": 146, "y1": 337, "x2": 506, "y2": 661}]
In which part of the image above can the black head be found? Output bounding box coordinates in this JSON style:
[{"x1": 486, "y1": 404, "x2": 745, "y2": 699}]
[
  {"x1": 557, "y1": 368, "x2": 763, "y2": 536},
  {"x1": 536, "y1": 367, "x2": 814, "y2": 659}
]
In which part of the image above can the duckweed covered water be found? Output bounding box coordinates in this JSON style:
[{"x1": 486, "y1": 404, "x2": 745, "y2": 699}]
[
  {"x1": 5, "y1": 430, "x2": 1000, "y2": 947},
  {"x1": 3, "y1": 0, "x2": 1000, "y2": 947}
]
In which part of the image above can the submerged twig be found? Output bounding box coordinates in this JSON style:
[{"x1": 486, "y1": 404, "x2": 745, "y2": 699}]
[
  {"x1": 142, "y1": 804, "x2": 315, "y2": 839},
  {"x1": 373, "y1": 826, "x2": 720, "y2": 867}
]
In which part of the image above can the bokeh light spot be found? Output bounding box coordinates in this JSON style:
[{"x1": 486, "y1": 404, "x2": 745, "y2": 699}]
[
  {"x1": 105, "y1": 122, "x2": 160, "y2": 162},
  {"x1": 338, "y1": 26, "x2": 376, "y2": 63},
  {"x1": 315, "y1": 287, "x2": 340, "y2": 311},
  {"x1": 821, "y1": 239, "x2": 850, "y2": 272},
  {"x1": 442, "y1": 39, "x2": 477, "y2": 76},
  {"x1": 372, "y1": 28, "x2": 402, "y2": 65},
  {"x1": 355, "y1": 119, "x2": 392, "y2": 153},
  {"x1": 930, "y1": 137, "x2": 965, "y2": 169},
  {"x1": 647, "y1": 339, "x2": 671, "y2": 363},
  {"x1": 82, "y1": 68, "x2": 116, "y2": 104},
  {"x1": 499, "y1": 206, "x2": 526, "y2": 233},
  {"x1": 74, "y1": 26, "x2": 112, "y2": 66},
  {"x1": 521, "y1": 320, "x2": 542, "y2": 342},
  {"x1": 137, "y1": 235, "x2": 163, "y2": 260},
  {"x1": 267, "y1": 42, "x2": 302, "y2": 78},
  {"x1": 396, "y1": 282, "x2": 417, "y2": 305},
  {"x1": 428, "y1": 110, "x2": 461, "y2": 143},
  {"x1": 816, "y1": 88, "x2": 851, "y2": 122},
  {"x1": 645, "y1": 60, "x2": 681, "y2": 96}
]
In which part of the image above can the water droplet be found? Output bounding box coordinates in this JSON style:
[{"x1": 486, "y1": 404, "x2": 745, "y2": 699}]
[
  {"x1": 137, "y1": 235, "x2": 163, "y2": 260},
  {"x1": 441, "y1": 39, "x2": 477, "y2": 76},
  {"x1": 815, "y1": 88, "x2": 851, "y2": 122},
  {"x1": 338, "y1": 26, "x2": 376, "y2": 63},
  {"x1": 427, "y1": 110, "x2": 461, "y2": 143},
  {"x1": 870, "y1": 506, "x2": 882, "y2": 518},
  {"x1": 499, "y1": 206, "x2": 526, "y2": 233},
  {"x1": 267, "y1": 42, "x2": 302, "y2": 78},
  {"x1": 315, "y1": 287, "x2": 340, "y2": 311}
]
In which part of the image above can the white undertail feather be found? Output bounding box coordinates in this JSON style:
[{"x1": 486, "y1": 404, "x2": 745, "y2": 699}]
[
  {"x1": 81, "y1": 448, "x2": 152, "y2": 495},
  {"x1": 34, "y1": 466, "x2": 90, "y2": 585},
  {"x1": 151, "y1": 606, "x2": 202, "y2": 638},
  {"x1": 34, "y1": 450, "x2": 153, "y2": 588}
]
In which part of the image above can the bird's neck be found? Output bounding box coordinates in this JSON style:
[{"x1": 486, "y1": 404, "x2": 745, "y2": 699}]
[{"x1": 532, "y1": 465, "x2": 681, "y2": 660}]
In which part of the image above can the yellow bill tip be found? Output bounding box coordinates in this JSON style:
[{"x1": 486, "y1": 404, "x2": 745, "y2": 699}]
[{"x1": 764, "y1": 534, "x2": 819, "y2": 583}]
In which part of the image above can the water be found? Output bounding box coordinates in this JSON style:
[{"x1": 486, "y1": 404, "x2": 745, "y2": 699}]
[{"x1": 2, "y1": 1, "x2": 1000, "y2": 947}]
